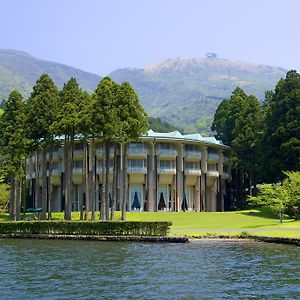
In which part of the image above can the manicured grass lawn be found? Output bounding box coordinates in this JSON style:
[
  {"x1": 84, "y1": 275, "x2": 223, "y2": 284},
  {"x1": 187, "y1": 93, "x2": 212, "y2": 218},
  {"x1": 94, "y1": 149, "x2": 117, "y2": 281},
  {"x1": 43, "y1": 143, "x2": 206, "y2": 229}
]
[{"x1": 1, "y1": 208, "x2": 299, "y2": 238}]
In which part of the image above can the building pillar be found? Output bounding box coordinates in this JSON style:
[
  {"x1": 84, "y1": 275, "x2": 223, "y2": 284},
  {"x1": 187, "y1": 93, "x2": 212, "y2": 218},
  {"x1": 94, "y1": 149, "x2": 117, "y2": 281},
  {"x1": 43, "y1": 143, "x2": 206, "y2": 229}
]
[
  {"x1": 201, "y1": 147, "x2": 207, "y2": 211},
  {"x1": 194, "y1": 176, "x2": 201, "y2": 212},
  {"x1": 147, "y1": 142, "x2": 156, "y2": 212},
  {"x1": 176, "y1": 144, "x2": 184, "y2": 212}
]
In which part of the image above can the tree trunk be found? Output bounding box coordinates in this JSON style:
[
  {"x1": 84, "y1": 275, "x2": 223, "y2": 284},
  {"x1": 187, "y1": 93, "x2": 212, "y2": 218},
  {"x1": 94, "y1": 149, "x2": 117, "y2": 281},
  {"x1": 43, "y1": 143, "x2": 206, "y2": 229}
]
[
  {"x1": 100, "y1": 142, "x2": 107, "y2": 220},
  {"x1": 90, "y1": 139, "x2": 96, "y2": 220},
  {"x1": 84, "y1": 141, "x2": 90, "y2": 220},
  {"x1": 104, "y1": 141, "x2": 110, "y2": 220},
  {"x1": 64, "y1": 137, "x2": 72, "y2": 220},
  {"x1": 110, "y1": 144, "x2": 117, "y2": 220},
  {"x1": 9, "y1": 176, "x2": 15, "y2": 221},
  {"x1": 48, "y1": 147, "x2": 53, "y2": 220},
  {"x1": 122, "y1": 144, "x2": 128, "y2": 221},
  {"x1": 34, "y1": 149, "x2": 39, "y2": 208},
  {"x1": 40, "y1": 148, "x2": 47, "y2": 220}
]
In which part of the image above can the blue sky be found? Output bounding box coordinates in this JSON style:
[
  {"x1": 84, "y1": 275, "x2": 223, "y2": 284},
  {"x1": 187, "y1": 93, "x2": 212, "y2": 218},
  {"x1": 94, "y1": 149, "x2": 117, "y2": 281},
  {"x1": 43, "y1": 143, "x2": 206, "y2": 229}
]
[{"x1": 0, "y1": 0, "x2": 299, "y2": 75}]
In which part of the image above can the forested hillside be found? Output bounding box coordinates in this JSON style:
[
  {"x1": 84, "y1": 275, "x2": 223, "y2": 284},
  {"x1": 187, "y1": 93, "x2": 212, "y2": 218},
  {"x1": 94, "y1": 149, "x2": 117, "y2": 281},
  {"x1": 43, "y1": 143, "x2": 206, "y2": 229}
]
[{"x1": 0, "y1": 49, "x2": 101, "y2": 100}]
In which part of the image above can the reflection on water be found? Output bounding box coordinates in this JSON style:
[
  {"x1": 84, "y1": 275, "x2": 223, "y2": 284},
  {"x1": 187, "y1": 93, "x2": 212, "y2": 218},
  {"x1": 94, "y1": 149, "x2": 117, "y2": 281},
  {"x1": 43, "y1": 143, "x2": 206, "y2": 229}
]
[{"x1": 0, "y1": 239, "x2": 299, "y2": 299}]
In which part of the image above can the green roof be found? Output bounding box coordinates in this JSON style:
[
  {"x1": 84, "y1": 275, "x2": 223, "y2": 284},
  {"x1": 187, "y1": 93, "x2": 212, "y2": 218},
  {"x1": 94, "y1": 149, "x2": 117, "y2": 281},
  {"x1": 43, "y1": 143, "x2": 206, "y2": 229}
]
[{"x1": 144, "y1": 129, "x2": 224, "y2": 146}]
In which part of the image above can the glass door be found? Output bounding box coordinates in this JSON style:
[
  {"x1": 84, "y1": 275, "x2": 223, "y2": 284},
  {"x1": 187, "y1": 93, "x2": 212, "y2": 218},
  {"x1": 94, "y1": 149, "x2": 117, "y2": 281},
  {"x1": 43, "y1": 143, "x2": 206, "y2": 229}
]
[{"x1": 130, "y1": 185, "x2": 143, "y2": 211}]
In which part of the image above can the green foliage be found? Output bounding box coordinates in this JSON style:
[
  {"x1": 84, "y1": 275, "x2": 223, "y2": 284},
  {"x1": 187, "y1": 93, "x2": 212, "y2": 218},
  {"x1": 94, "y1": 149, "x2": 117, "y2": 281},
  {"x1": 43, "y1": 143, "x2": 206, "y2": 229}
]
[
  {"x1": 0, "y1": 49, "x2": 101, "y2": 101},
  {"x1": 26, "y1": 74, "x2": 59, "y2": 144},
  {"x1": 248, "y1": 171, "x2": 300, "y2": 222},
  {"x1": 148, "y1": 117, "x2": 178, "y2": 132},
  {"x1": 0, "y1": 182, "x2": 9, "y2": 212},
  {"x1": 262, "y1": 70, "x2": 300, "y2": 181},
  {"x1": 0, "y1": 221, "x2": 171, "y2": 236},
  {"x1": 0, "y1": 90, "x2": 27, "y2": 180}
]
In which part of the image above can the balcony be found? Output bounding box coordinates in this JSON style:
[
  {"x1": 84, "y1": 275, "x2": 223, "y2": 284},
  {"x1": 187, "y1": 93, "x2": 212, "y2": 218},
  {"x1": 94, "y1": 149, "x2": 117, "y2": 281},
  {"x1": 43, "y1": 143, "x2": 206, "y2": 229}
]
[
  {"x1": 207, "y1": 170, "x2": 219, "y2": 177},
  {"x1": 73, "y1": 167, "x2": 83, "y2": 175},
  {"x1": 185, "y1": 150, "x2": 201, "y2": 160},
  {"x1": 184, "y1": 169, "x2": 201, "y2": 176},
  {"x1": 128, "y1": 167, "x2": 147, "y2": 174},
  {"x1": 158, "y1": 168, "x2": 176, "y2": 174},
  {"x1": 96, "y1": 166, "x2": 114, "y2": 174},
  {"x1": 96, "y1": 147, "x2": 103, "y2": 157},
  {"x1": 73, "y1": 149, "x2": 83, "y2": 159},
  {"x1": 157, "y1": 149, "x2": 177, "y2": 158},
  {"x1": 127, "y1": 147, "x2": 148, "y2": 157},
  {"x1": 52, "y1": 168, "x2": 62, "y2": 176},
  {"x1": 207, "y1": 153, "x2": 219, "y2": 162}
]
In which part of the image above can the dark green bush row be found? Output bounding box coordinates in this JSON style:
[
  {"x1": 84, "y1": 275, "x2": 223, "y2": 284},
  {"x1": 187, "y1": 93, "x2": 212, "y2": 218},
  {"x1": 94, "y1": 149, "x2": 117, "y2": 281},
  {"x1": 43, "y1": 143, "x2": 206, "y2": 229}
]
[{"x1": 0, "y1": 221, "x2": 172, "y2": 236}]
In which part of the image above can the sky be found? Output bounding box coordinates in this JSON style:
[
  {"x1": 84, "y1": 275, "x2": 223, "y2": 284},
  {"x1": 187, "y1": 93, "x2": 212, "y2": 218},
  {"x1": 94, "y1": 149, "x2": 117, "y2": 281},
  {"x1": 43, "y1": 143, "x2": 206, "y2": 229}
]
[{"x1": 0, "y1": 0, "x2": 300, "y2": 75}]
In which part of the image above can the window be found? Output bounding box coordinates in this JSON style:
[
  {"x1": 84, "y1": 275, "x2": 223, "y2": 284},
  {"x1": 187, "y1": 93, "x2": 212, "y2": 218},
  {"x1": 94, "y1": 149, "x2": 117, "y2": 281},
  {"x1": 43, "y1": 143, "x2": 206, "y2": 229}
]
[{"x1": 129, "y1": 159, "x2": 144, "y2": 168}]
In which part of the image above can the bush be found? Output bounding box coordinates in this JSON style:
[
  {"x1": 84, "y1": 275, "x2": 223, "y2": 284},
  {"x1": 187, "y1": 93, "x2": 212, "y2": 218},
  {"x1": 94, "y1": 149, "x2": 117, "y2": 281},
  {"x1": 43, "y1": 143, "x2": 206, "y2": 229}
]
[{"x1": 0, "y1": 221, "x2": 172, "y2": 236}]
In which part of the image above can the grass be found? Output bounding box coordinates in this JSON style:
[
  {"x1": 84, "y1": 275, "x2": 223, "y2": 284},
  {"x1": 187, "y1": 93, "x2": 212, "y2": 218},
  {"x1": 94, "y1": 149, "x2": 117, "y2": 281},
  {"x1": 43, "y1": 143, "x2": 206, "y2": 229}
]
[{"x1": 0, "y1": 208, "x2": 299, "y2": 239}]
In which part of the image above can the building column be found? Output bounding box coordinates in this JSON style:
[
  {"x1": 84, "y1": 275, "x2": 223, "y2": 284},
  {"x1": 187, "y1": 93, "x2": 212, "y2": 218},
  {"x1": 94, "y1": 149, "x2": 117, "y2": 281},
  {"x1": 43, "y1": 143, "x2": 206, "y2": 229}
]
[
  {"x1": 147, "y1": 142, "x2": 156, "y2": 212},
  {"x1": 176, "y1": 144, "x2": 184, "y2": 211},
  {"x1": 201, "y1": 147, "x2": 207, "y2": 212},
  {"x1": 194, "y1": 176, "x2": 201, "y2": 212}
]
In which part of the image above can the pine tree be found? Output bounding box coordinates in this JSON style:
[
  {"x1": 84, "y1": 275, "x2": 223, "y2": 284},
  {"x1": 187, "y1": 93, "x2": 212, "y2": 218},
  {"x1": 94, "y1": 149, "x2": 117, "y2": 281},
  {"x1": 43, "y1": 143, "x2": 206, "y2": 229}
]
[
  {"x1": 26, "y1": 74, "x2": 59, "y2": 219},
  {"x1": 0, "y1": 91, "x2": 27, "y2": 220}
]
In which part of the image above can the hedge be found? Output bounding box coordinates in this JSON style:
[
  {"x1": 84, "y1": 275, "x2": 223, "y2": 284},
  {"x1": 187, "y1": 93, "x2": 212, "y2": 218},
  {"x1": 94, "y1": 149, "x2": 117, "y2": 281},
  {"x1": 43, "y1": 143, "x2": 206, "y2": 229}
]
[{"x1": 0, "y1": 221, "x2": 172, "y2": 236}]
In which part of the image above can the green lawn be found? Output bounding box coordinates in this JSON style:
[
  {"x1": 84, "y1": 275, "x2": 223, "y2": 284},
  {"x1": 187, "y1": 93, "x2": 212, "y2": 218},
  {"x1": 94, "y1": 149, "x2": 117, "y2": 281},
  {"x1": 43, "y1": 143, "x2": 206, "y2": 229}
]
[{"x1": 1, "y1": 208, "x2": 299, "y2": 239}]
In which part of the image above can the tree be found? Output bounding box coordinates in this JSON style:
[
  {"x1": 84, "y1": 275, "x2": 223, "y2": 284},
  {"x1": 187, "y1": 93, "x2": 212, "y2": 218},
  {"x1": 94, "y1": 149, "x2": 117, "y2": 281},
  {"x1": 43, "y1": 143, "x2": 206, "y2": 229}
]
[
  {"x1": 26, "y1": 74, "x2": 59, "y2": 219},
  {"x1": 0, "y1": 90, "x2": 27, "y2": 220},
  {"x1": 91, "y1": 77, "x2": 121, "y2": 220},
  {"x1": 116, "y1": 82, "x2": 148, "y2": 220},
  {"x1": 248, "y1": 171, "x2": 300, "y2": 222},
  {"x1": 262, "y1": 70, "x2": 300, "y2": 181},
  {"x1": 51, "y1": 78, "x2": 89, "y2": 220},
  {"x1": 212, "y1": 87, "x2": 262, "y2": 209}
]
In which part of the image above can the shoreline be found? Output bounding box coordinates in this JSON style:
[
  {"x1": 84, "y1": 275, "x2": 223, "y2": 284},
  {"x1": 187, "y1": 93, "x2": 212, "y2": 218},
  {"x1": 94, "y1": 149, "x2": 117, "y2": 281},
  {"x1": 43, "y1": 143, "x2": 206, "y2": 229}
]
[{"x1": 0, "y1": 233, "x2": 299, "y2": 246}]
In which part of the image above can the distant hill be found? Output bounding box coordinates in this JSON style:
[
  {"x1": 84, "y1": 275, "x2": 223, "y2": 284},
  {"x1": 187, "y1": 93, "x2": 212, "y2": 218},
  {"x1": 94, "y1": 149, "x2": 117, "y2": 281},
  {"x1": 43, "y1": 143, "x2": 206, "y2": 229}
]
[
  {"x1": 0, "y1": 49, "x2": 101, "y2": 100},
  {"x1": 110, "y1": 57, "x2": 287, "y2": 133},
  {"x1": 0, "y1": 50, "x2": 288, "y2": 134}
]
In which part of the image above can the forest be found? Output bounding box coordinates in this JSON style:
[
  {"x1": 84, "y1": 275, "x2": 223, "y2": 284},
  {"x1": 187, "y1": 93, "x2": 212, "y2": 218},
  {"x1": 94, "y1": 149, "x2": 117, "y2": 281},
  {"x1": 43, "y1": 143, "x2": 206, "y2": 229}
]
[
  {"x1": 0, "y1": 70, "x2": 299, "y2": 221},
  {"x1": 212, "y1": 70, "x2": 300, "y2": 216}
]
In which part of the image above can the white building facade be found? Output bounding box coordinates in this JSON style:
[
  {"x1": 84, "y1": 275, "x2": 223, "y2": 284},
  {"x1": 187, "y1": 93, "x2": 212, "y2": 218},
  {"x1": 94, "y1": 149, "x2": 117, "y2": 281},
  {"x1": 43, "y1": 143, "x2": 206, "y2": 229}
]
[{"x1": 25, "y1": 130, "x2": 230, "y2": 213}]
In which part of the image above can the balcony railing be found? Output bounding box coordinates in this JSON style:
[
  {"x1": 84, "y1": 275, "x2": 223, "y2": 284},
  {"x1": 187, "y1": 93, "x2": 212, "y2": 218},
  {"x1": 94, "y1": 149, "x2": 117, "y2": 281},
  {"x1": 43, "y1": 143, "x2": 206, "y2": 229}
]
[
  {"x1": 52, "y1": 168, "x2": 62, "y2": 176},
  {"x1": 158, "y1": 168, "x2": 176, "y2": 174},
  {"x1": 96, "y1": 167, "x2": 114, "y2": 174},
  {"x1": 128, "y1": 167, "x2": 147, "y2": 173},
  {"x1": 207, "y1": 170, "x2": 219, "y2": 177},
  {"x1": 208, "y1": 153, "x2": 219, "y2": 161},
  {"x1": 184, "y1": 169, "x2": 201, "y2": 175},
  {"x1": 185, "y1": 150, "x2": 201, "y2": 158},
  {"x1": 73, "y1": 167, "x2": 83, "y2": 174},
  {"x1": 73, "y1": 149, "x2": 83, "y2": 158},
  {"x1": 127, "y1": 148, "x2": 148, "y2": 156},
  {"x1": 157, "y1": 149, "x2": 177, "y2": 157}
]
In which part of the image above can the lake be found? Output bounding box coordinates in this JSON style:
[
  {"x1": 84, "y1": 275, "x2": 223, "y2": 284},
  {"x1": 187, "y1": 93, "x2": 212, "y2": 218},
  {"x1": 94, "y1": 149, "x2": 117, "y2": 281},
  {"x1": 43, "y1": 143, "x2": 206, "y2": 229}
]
[{"x1": 0, "y1": 239, "x2": 299, "y2": 299}]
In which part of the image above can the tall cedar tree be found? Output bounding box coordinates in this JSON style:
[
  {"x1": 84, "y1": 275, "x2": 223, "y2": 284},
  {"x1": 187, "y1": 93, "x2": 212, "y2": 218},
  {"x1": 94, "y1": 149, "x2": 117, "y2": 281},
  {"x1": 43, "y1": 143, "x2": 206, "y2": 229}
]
[
  {"x1": 262, "y1": 70, "x2": 300, "y2": 181},
  {"x1": 212, "y1": 87, "x2": 262, "y2": 209},
  {"x1": 51, "y1": 78, "x2": 89, "y2": 220},
  {"x1": 91, "y1": 77, "x2": 121, "y2": 220},
  {"x1": 0, "y1": 91, "x2": 27, "y2": 220},
  {"x1": 26, "y1": 74, "x2": 59, "y2": 219},
  {"x1": 116, "y1": 82, "x2": 148, "y2": 220}
]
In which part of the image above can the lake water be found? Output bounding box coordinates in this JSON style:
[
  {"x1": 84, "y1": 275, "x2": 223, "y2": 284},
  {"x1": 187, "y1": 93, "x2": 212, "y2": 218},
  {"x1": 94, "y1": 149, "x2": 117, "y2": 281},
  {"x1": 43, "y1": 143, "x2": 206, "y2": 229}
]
[{"x1": 0, "y1": 239, "x2": 299, "y2": 299}]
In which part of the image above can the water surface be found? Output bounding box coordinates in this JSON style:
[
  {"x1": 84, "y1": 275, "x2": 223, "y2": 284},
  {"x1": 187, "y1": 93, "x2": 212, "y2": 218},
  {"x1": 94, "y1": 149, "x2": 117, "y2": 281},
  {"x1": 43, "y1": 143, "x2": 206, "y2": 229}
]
[{"x1": 0, "y1": 239, "x2": 299, "y2": 299}]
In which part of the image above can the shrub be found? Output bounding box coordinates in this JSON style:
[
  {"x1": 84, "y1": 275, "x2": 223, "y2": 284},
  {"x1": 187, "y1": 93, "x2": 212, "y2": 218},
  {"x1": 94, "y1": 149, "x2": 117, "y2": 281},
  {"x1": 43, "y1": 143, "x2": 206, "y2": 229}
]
[{"x1": 0, "y1": 221, "x2": 172, "y2": 236}]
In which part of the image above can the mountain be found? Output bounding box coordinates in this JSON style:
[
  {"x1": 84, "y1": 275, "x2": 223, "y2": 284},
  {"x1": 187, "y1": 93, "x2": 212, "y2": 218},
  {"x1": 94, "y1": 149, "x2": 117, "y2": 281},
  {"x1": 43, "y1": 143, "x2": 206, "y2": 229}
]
[
  {"x1": 0, "y1": 50, "x2": 288, "y2": 133},
  {"x1": 110, "y1": 57, "x2": 287, "y2": 133},
  {"x1": 0, "y1": 49, "x2": 101, "y2": 100}
]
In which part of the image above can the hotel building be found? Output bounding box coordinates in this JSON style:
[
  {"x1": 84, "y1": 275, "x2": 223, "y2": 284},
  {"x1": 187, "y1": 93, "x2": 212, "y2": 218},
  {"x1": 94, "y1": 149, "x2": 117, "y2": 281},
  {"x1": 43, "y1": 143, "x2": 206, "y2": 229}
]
[{"x1": 25, "y1": 130, "x2": 230, "y2": 213}]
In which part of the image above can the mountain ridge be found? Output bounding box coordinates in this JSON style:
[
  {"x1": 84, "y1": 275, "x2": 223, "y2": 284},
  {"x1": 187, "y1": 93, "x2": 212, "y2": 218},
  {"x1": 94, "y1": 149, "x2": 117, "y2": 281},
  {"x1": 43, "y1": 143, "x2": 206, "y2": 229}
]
[{"x1": 0, "y1": 49, "x2": 288, "y2": 133}]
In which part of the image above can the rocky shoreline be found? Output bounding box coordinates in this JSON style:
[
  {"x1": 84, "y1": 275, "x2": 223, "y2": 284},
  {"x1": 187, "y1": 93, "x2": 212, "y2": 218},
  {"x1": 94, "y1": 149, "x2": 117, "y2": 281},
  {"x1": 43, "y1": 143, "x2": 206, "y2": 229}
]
[{"x1": 0, "y1": 233, "x2": 299, "y2": 246}]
